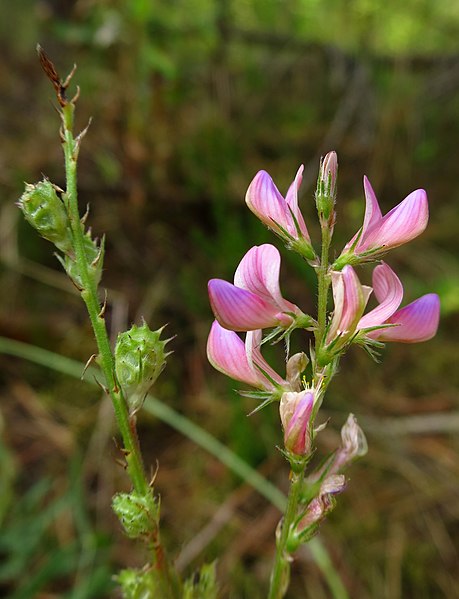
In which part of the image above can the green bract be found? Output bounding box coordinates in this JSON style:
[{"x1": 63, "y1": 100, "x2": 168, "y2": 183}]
[
  {"x1": 115, "y1": 322, "x2": 169, "y2": 413},
  {"x1": 18, "y1": 180, "x2": 72, "y2": 253}
]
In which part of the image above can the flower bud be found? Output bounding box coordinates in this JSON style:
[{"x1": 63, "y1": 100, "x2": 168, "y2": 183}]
[
  {"x1": 279, "y1": 390, "x2": 314, "y2": 456},
  {"x1": 315, "y1": 151, "x2": 338, "y2": 224},
  {"x1": 112, "y1": 490, "x2": 159, "y2": 538},
  {"x1": 18, "y1": 180, "x2": 72, "y2": 253},
  {"x1": 115, "y1": 322, "x2": 169, "y2": 413}
]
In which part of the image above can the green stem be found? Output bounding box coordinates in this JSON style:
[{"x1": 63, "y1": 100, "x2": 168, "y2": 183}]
[
  {"x1": 62, "y1": 104, "x2": 147, "y2": 496},
  {"x1": 316, "y1": 224, "x2": 332, "y2": 343},
  {"x1": 61, "y1": 103, "x2": 179, "y2": 597},
  {"x1": 268, "y1": 469, "x2": 305, "y2": 599}
]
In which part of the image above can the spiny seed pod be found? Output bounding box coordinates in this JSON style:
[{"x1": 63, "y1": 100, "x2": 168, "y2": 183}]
[
  {"x1": 60, "y1": 231, "x2": 104, "y2": 289},
  {"x1": 115, "y1": 322, "x2": 170, "y2": 413},
  {"x1": 18, "y1": 180, "x2": 72, "y2": 253},
  {"x1": 116, "y1": 568, "x2": 157, "y2": 598},
  {"x1": 112, "y1": 490, "x2": 159, "y2": 539}
]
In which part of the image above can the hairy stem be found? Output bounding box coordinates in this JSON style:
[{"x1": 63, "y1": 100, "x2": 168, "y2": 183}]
[
  {"x1": 61, "y1": 102, "x2": 179, "y2": 598},
  {"x1": 268, "y1": 469, "x2": 305, "y2": 599}
]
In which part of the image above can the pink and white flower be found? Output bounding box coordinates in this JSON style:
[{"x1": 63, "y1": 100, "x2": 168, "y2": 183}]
[
  {"x1": 280, "y1": 390, "x2": 315, "y2": 455},
  {"x1": 341, "y1": 176, "x2": 429, "y2": 260},
  {"x1": 245, "y1": 167, "x2": 314, "y2": 257},
  {"x1": 208, "y1": 244, "x2": 301, "y2": 331},
  {"x1": 358, "y1": 263, "x2": 440, "y2": 343},
  {"x1": 207, "y1": 320, "x2": 288, "y2": 390}
]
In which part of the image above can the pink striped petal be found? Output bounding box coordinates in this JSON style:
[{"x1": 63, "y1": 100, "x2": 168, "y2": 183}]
[
  {"x1": 358, "y1": 263, "x2": 403, "y2": 329},
  {"x1": 208, "y1": 278, "x2": 289, "y2": 331},
  {"x1": 328, "y1": 266, "x2": 371, "y2": 342},
  {"x1": 246, "y1": 330, "x2": 287, "y2": 386},
  {"x1": 345, "y1": 176, "x2": 382, "y2": 251},
  {"x1": 234, "y1": 244, "x2": 298, "y2": 314},
  {"x1": 207, "y1": 321, "x2": 261, "y2": 386},
  {"x1": 359, "y1": 188, "x2": 428, "y2": 252},
  {"x1": 284, "y1": 165, "x2": 309, "y2": 238},
  {"x1": 376, "y1": 293, "x2": 440, "y2": 343},
  {"x1": 245, "y1": 168, "x2": 309, "y2": 240},
  {"x1": 280, "y1": 391, "x2": 315, "y2": 455}
]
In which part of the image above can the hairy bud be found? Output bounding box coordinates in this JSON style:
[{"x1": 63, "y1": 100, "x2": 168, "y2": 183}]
[{"x1": 112, "y1": 490, "x2": 159, "y2": 539}]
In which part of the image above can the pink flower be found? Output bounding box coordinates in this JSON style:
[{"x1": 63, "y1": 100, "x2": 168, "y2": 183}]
[
  {"x1": 358, "y1": 263, "x2": 440, "y2": 343},
  {"x1": 280, "y1": 391, "x2": 315, "y2": 455},
  {"x1": 245, "y1": 167, "x2": 314, "y2": 258},
  {"x1": 326, "y1": 265, "x2": 372, "y2": 345},
  {"x1": 208, "y1": 244, "x2": 301, "y2": 331},
  {"x1": 342, "y1": 176, "x2": 428, "y2": 259},
  {"x1": 207, "y1": 320, "x2": 287, "y2": 390}
]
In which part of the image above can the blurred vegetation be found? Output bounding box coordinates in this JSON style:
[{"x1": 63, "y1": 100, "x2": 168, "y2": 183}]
[{"x1": 1, "y1": 0, "x2": 459, "y2": 597}]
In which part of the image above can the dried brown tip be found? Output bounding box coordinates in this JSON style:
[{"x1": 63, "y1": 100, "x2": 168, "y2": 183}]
[{"x1": 36, "y1": 44, "x2": 74, "y2": 107}]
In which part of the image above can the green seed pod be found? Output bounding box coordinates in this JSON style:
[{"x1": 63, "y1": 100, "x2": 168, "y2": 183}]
[
  {"x1": 116, "y1": 568, "x2": 157, "y2": 599},
  {"x1": 18, "y1": 180, "x2": 72, "y2": 253},
  {"x1": 60, "y1": 231, "x2": 104, "y2": 289},
  {"x1": 115, "y1": 322, "x2": 169, "y2": 413},
  {"x1": 112, "y1": 490, "x2": 159, "y2": 539}
]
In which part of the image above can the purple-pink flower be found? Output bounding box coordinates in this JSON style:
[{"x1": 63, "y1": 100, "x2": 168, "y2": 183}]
[
  {"x1": 326, "y1": 265, "x2": 372, "y2": 345},
  {"x1": 343, "y1": 176, "x2": 429, "y2": 258},
  {"x1": 358, "y1": 263, "x2": 440, "y2": 343},
  {"x1": 280, "y1": 390, "x2": 315, "y2": 455},
  {"x1": 245, "y1": 166, "x2": 314, "y2": 257},
  {"x1": 207, "y1": 320, "x2": 287, "y2": 390},
  {"x1": 208, "y1": 244, "x2": 301, "y2": 331}
]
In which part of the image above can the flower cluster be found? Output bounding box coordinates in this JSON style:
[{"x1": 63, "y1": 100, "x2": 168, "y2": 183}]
[
  {"x1": 207, "y1": 154, "x2": 439, "y2": 550},
  {"x1": 208, "y1": 156, "x2": 439, "y2": 445}
]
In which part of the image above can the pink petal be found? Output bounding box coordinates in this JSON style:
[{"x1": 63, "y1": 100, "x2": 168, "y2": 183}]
[
  {"x1": 361, "y1": 176, "x2": 383, "y2": 238},
  {"x1": 376, "y1": 293, "x2": 440, "y2": 343},
  {"x1": 346, "y1": 176, "x2": 382, "y2": 251},
  {"x1": 208, "y1": 278, "x2": 286, "y2": 331},
  {"x1": 207, "y1": 321, "x2": 261, "y2": 386},
  {"x1": 245, "y1": 171, "x2": 294, "y2": 236},
  {"x1": 361, "y1": 189, "x2": 428, "y2": 252},
  {"x1": 234, "y1": 244, "x2": 298, "y2": 314},
  {"x1": 280, "y1": 391, "x2": 314, "y2": 455},
  {"x1": 246, "y1": 330, "x2": 286, "y2": 386},
  {"x1": 358, "y1": 263, "x2": 403, "y2": 329},
  {"x1": 284, "y1": 165, "x2": 310, "y2": 239},
  {"x1": 245, "y1": 168, "x2": 309, "y2": 240},
  {"x1": 328, "y1": 266, "x2": 371, "y2": 341}
]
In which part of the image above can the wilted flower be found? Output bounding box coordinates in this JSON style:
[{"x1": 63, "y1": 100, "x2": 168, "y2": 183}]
[
  {"x1": 336, "y1": 176, "x2": 428, "y2": 266},
  {"x1": 245, "y1": 166, "x2": 315, "y2": 259},
  {"x1": 208, "y1": 244, "x2": 304, "y2": 331},
  {"x1": 280, "y1": 391, "x2": 315, "y2": 456},
  {"x1": 207, "y1": 320, "x2": 288, "y2": 391},
  {"x1": 333, "y1": 414, "x2": 368, "y2": 472}
]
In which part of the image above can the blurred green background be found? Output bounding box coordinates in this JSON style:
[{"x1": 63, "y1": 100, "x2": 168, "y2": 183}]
[{"x1": 1, "y1": 1, "x2": 458, "y2": 597}]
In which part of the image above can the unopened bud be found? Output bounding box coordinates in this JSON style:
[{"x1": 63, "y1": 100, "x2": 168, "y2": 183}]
[
  {"x1": 315, "y1": 151, "x2": 338, "y2": 223},
  {"x1": 112, "y1": 490, "x2": 159, "y2": 539},
  {"x1": 18, "y1": 180, "x2": 72, "y2": 253},
  {"x1": 115, "y1": 322, "x2": 169, "y2": 413},
  {"x1": 280, "y1": 390, "x2": 314, "y2": 456}
]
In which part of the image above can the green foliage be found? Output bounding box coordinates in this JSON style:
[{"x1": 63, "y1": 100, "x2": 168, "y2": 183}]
[{"x1": 183, "y1": 562, "x2": 219, "y2": 599}]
